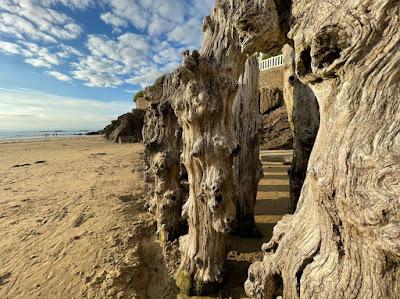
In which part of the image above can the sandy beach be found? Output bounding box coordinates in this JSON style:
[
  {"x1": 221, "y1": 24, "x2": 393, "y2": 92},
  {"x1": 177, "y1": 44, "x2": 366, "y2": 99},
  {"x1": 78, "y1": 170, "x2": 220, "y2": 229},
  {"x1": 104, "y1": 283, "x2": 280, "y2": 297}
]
[
  {"x1": 0, "y1": 137, "x2": 178, "y2": 298},
  {"x1": 0, "y1": 137, "x2": 291, "y2": 298}
]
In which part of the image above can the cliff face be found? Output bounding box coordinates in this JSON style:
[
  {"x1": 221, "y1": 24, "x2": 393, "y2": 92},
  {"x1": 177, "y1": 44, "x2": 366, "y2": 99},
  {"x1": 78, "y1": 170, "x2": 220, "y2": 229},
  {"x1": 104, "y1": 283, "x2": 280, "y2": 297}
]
[
  {"x1": 103, "y1": 110, "x2": 145, "y2": 143},
  {"x1": 259, "y1": 87, "x2": 292, "y2": 150},
  {"x1": 260, "y1": 106, "x2": 292, "y2": 150}
]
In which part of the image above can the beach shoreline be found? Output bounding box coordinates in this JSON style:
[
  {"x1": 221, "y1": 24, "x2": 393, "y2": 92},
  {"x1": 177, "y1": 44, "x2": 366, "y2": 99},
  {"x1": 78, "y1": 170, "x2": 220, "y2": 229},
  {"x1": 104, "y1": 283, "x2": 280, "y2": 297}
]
[{"x1": 0, "y1": 135, "x2": 101, "y2": 144}]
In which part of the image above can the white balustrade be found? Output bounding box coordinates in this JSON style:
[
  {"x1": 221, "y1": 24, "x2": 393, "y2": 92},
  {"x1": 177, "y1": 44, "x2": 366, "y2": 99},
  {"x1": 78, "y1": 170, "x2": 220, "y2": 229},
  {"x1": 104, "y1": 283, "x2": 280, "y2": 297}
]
[{"x1": 259, "y1": 54, "x2": 284, "y2": 71}]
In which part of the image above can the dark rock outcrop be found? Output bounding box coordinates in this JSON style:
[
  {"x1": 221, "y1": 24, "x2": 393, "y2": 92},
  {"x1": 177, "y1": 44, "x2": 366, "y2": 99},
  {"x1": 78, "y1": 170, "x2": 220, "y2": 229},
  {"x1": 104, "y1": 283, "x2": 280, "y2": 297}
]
[
  {"x1": 260, "y1": 87, "x2": 283, "y2": 114},
  {"x1": 103, "y1": 110, "x2": 145, "y2": 143},
  {"x1": 260, "y1": 105, "x2": 292, "y2": 150},
  {"x1": 259, "y1": 87, "x2": 292, "y2": 150}
]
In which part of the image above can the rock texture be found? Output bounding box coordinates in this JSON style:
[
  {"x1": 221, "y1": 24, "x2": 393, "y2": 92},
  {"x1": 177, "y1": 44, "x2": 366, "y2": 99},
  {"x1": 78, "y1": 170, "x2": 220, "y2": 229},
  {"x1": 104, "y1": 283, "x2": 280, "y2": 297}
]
[
  {"x1": 170, "y1": 0, "x2": 285, "y2": 294},
  {"x1": 171, "y1": 0, "x2": 249, "y2": 294},
  {"x1": 103, "y1": 110, "x2": 145, "y2": 143},
  {"x1": 143, "y1": 1, "x2": 281, "y2": 292},
  {"x1": 259, "y1": 87, "x2": 293, "y2": 151},
  {"x1": 245, "y1": 0, "x2": 400, "y2": 298},
  {"x1": 260, "y1": 106, "x2": 292, "y2": 150},
  {"x1": 235, "y1": 0, "x2": 292, "y2": 151},
  {"x1": 142, "y1": 77, "x2": 185, "y2": 242},
  {"x1": 172, "y1": 51, "x2": 239, "y2": 295},
  {"x1": 282, "y1": 44, "x2": 319, "y2": 212},
  {"x1": 260, "y1": 87, "x2": 283, "y2": 115},
  {"x1": 232, "y1": 57, "x2": 263, "y2": 237}
]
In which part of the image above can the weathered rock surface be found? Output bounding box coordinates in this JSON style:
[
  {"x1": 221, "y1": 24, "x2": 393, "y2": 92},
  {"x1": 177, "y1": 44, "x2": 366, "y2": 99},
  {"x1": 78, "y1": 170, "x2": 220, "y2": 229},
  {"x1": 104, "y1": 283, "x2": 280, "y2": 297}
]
[
  {"x1": 171, "y1": 0, "x2": 249, "y2": 293},
  {"x1": 142, "y1": 77, "x2": 186, "y2": 242},
  {"x1": 258, "y1": 67, "x2": 292, "y2": 151},
  {"x1": 232, "y1": 57, "x2": 263, "y2": 237},
  {"x1": 171, "y1": 51, "x2": 239, "y2": 295},
  {"x1": 140, "y1": 0, "x2": 399, "y2": 298},
  {"x1": 245, "y1": 0, "x2": 400, "y2": 298},
  {"x1": 235, "y1": 0, "x2": 292, "y2": 152},
  {"x1": 260, "y1": 106, "x2": 293, "y2": 150},
  {"x1": 260, "y1": 87, "x2": 283, "y2": 115},
  {"x1": 170, "y1": 0, "x2": 284, "y2": 294},
  {"x1": 103, "y1": 110, "x2": 145, "y2": 143},
  {"x1": 282, "y1": 44, "x2": 319, "y2": 212}
]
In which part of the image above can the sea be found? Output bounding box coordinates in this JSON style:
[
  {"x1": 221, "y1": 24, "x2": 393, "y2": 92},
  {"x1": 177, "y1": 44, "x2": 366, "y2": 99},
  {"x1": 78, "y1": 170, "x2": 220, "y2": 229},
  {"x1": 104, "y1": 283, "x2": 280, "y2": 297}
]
[{"x1": 0, "y1": 130, "x2": 100, "y2": 141}]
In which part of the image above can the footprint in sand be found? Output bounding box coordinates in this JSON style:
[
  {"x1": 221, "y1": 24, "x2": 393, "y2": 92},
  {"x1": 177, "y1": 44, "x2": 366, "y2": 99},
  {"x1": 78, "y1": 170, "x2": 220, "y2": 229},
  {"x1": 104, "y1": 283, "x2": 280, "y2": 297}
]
[
  {"x1": 11, "y1": 160, "x2": 47, "y2": 168},
  {"x1": 12, "y1": 163, "x2": 31, "y2": 168},
  {"x1": 0, "y1": 272, "x2": 11, "y2": 285}
]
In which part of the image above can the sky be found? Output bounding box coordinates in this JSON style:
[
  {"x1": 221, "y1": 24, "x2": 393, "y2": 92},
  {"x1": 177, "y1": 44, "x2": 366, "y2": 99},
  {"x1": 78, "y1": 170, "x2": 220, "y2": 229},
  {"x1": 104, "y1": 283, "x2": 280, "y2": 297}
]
[{"x1": 0, "y1": 0, "x2": 214, "y2": 131}]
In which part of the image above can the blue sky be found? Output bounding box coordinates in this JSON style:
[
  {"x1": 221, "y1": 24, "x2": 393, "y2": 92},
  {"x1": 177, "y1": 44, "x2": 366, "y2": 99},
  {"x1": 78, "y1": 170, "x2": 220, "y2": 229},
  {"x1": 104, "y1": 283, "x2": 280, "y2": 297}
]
[{"x1": 0, "y1": 0, "x2": 214, "y2": 130}]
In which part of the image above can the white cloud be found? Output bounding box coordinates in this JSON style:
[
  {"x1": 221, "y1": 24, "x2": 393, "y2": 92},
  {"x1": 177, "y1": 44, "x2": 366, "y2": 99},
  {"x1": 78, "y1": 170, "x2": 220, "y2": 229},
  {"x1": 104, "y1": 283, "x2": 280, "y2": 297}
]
[
  {"x1": 105, "y1": 0, "x2": 148, "y2": 30},
  {"x1": 102, "y1": 0, "x2": 211, "y2": 47},
  {"x1": 0, "y1": 0, "x2": 84, "y2": 43},
  {"x1": 189, "y1": 0, "x2": 215, "y2": 17},
  {"x1": 58, "y1": 44, "x2": 83, "y2": 58},
  {"x1": 69, "y1": 26, "x2": 193, "y2": 88},
  {"x1": 71, "y1": 67, "x2": 124, "y2": 88},
  {"x1": 0, "y1": 39, "x2": 84, "y2": 73},
  {"x1": 22, "y1": 42, "x2": 61, "y2": 65},
  {"x1": 46, "y1": 71, "x2": 72, "y2": 81},
  {"x1": 147, "y1": 17, "x2": 173, "y2": 36},
  {"x1": 0, "y1": 13, "x2": 57, "y2": 43},
  {"x1": 100, "y1": 12, "x2": 128, "y2": 29},
  {"x1": 81, "y1": 0, "x2": 215, "y2": 88},
  {"x1": 0, "y1": 40, "x2": 31, "y2": 56},
  {"x1": 126, "y1": 69, "x2": 164, "y2": 89},
  {"x1": 0, "y1": 87, "x2": 131, "y2": 130},
  {"x1": 53, "y1": 0, "x2": 94, "y2": 10},
  {"x1": 125, "y1": 88, "x2": 138, "y2": 94},
  {"x1": 70, "y1": 33, "x2": 166, "y2": 87},
  {"x1": 168, "y1": 17, "x2": 203, "y2": 46},
  {"x1": 0, "y1": 0, "x2": 214, "y2": 90},
  {"x1": 25, "y1": 58, "x2": 52, "y2": 68},
  {"x1": 152, "y1": 42, "x2": 182, "y2": 64}
]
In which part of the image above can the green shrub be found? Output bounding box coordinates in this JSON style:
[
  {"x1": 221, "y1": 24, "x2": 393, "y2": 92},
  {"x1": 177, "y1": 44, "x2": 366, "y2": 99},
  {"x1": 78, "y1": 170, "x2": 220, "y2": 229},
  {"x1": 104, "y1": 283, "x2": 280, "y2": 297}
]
[{"x1": 133, "y1": 90, "x2": 144, "y2": 103}]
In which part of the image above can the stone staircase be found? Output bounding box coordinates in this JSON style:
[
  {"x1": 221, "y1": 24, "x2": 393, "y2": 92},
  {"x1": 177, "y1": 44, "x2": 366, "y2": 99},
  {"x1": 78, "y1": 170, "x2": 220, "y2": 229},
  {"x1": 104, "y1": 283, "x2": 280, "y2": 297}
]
[{"x1": 254, "y1": 150, "x2": 292, "y2": 240}]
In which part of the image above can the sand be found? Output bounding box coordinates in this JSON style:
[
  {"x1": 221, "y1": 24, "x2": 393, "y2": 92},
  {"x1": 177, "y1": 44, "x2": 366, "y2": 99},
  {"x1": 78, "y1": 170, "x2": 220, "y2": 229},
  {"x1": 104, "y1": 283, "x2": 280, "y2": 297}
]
[
  {"x1": 0, "y1": 137, "x2": 292, "y2": 299},
  {"x1": 0, "y1": 137, "x2": 176, "y2": 298}
]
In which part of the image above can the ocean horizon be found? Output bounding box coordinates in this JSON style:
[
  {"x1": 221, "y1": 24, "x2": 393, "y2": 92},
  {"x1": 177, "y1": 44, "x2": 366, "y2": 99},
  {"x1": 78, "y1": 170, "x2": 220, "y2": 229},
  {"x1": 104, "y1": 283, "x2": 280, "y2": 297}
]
[{"x1": 0, "y1": 129, "x2": 101, "y2": 140}]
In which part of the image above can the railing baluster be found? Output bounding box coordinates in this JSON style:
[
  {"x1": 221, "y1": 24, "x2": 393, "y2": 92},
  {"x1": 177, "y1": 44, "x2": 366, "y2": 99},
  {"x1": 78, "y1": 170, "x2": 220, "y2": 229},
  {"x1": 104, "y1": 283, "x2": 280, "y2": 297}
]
[{"x1": 258, "y1": 54, "x2": 284, "y2": 71}]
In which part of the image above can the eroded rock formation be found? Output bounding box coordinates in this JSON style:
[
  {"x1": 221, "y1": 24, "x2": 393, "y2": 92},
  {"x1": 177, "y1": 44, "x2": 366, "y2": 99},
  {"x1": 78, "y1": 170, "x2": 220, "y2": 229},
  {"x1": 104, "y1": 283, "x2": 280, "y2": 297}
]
[
  {"x1": 235, "y1": 0, "x2": 292, "y2": 152},
  {"x1": 259, "y1": 87, "x2": 293, "y2": 150},
  {"x1": 232, "y1": 56, "x2": 263, "y2": 237},
  {"x1": 103, "y1": 110, "x2": 145, "y2": 143},
  {"x1": 282, "y1": 44, "x2": 319, "y2": 212},
  {"x1": 245, "y1": 1, "x2": 400, "y2": 298},
  {"x1": 170, "y1": 0, "x2": 285, "y2": 294},
  {"x1": 171, "y1": 0, "x2": 251, "y2": 293},
  {"x1": 172, "y1": 50, "x2": 239, "y2": 295},
  {"x1": 142, "y1": 0, "x2": 398, "y2": 297},
  {"x1": 260, "y1": 87, "x2": 283, "y2": 115},
  {"x1": 260, "y1": 106, "x2": 293, "y2": 150},
  {"x1": 142, "y1": 77, "x2": 185, "y2": 242}
]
